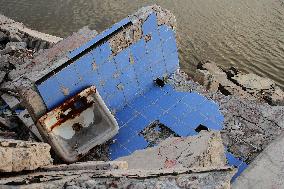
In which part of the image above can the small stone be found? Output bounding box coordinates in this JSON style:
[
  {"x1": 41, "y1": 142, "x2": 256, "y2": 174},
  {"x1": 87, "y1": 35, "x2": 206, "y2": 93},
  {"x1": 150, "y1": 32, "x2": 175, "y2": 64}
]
[
  {"x1": 0, "y1": 31, "x2": 8, "y2": 42},
  {"x1": 9, "y1": 33, "x2": 22, "y2": 42},
  {"x1": 5, "y1": 42, "x2": 27, "y2": 51},
  {"x1": 0, "y1": 71, "x2": 6, "y2": 83}
]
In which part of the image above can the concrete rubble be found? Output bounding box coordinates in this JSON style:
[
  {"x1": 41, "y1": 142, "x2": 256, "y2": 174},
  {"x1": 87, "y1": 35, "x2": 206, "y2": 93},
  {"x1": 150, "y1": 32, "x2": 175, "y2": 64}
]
[
  {"x1": 0, "y1": 139, "x2": 52, "y2": 172},
  {"x1": 0, "y1": 4, "x2": 283, "y2": 189},
  {"x1": 232, "y1": 132, "x2": 284, "y2": 189},
  {"x1": 0, "y1": 131, "x2": 236, "y2": 188},
  {"x1": 194, "y1": 60, "x2": 284, "y2": 106}
]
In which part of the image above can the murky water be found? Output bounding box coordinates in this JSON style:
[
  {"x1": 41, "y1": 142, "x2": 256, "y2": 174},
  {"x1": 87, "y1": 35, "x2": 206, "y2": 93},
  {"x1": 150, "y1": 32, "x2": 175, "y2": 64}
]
[{"x1": 0, "y1": 0, "x2": 283, "y2": 88}]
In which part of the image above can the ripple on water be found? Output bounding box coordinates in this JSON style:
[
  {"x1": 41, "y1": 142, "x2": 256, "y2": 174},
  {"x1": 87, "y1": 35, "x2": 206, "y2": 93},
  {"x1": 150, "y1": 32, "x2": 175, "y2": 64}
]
[{"x1": 0, "y1": 0, "x2": 283, "y2": 88}]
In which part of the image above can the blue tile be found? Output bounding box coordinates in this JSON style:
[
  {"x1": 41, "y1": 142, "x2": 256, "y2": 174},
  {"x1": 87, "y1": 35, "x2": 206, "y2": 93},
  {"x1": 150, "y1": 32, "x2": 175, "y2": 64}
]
[
  {"x1": 99, "y1": 42, "x2": 112, "y2": 62},
  {"x1": 158, "y1": 25, "x2": 175, "y2": 42},
  {"x1": 233, "y1": 162, "x2": 248, "y2": 181},
  {"x1": 198, "y1": 101, "x2": 218, "y2": 118},
  {"x1": 113, "y1": 124, "x2": 136, "y2": 144},
  {"x1": 97, "y1": 59, "x2": 117, "y2": 82},
  {"x1": 119, "y1": 66, "x2": 136, "y2": 84},
  {"x1": 167, "y1": 103, "x2": 187, "y2": 119},
  {"x1": 89, "y1": 47, "x2": 103, "y2": 66},
  {"x1": 147, "y1": 46, "x2": 163, "y2": 64},
  {"x1": 171, "y1": 122, "x2": 193, "y2": 137},
  {"x1": 129, "y1": 95, "x2": 149, "y2": 111},
  {"x1": 142, "y1": 13, "x2": 158, "y2": 35},
  {"x1": 182, "y1": 111, "x2": 207, "y2": 129},
  {"x1": 183, "y1": 92, "x2": 206, "y2": 109},
  {"x1": 124, "y1": 136, "x2": 148, "y2": 152},
  {"x1": 124, "y1": 81, "x2": 140, "y2": 103},
  {"x1": 164, "y1": 51, "x2": 179, "y2": 74},
  {"x1": 115, "y1": 105, "x2": 138, "y2": 126},
  {"x1": 109, "y1": 143, "x2": 131, "y2": 160},
  {"x1": 226, "y1": 152, "x2": 248, "y2": 182},
  {"x1": 139, "y1": 104, "x2": 162, "y2": 122},
  {"x1": 128, "y1": 116, "x2": 150, "y2": 133},
  {"x1": 74, "y1": 53, "x2": 95, "y2": 76},
  {"x1": 132, "y1": 55, "x2": 149, "y2": 74},
  {"x1": 146, "y1": 31, "x2": 161, "y2": 54},
  {"x1": 37, "y1": 78, "x2": 63, "y2": 110},
  {"x1": 226, "y1": 152, "x2": 243, "y2": 167},
  {"x1": 157, "y1": 94, "x2": 177, "y2": 111},
  {"x1": 143, "y1": 88, "x2": 162, "y2": 104},
  {"x1": 161, "y1": 84, "x2": 175, "y2": 94},
  {"x1": 103, "y1": 77, "x2": 120, "y2": 97},
  {"x1": 115, "y1": 49, "x2": 130, "y2": 71},
  {"x1": 162, "y1": 37, "x2": 178, "y2": 56},
  {"x1": 131, "y1": 39, "x2": 146, "y2": 61},
  {"x1": 136, "y1": 71, "x2": 154, "y2": 92},
  {"x1": 159, "y1": 113, "x2": 177, "y2": 128},
  {"x1": 105, "y1": 90, "x2": 125, "y2": 111}
]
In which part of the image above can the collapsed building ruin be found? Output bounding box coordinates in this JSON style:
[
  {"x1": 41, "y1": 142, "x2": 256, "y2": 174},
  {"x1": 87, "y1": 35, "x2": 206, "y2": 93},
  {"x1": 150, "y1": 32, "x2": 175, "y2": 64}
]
[{"x1": 0, "y1": 4, "x2": 283, "y2": 189}]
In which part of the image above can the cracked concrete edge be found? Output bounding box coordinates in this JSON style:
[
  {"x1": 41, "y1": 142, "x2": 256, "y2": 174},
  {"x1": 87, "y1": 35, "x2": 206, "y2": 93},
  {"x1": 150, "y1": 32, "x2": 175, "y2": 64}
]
[
  {"x1": 232, "y1": 132, "x2": 284, "y2": 189},
  {"x1": 0, "y1": 132, "x2": 236, "y2": 188},
  {"x1": 0, "y1": 166, "x2": 236, "y2": 188},
  {"x1": 118, "y1": 131, "x2": 227, "y2": 170}
]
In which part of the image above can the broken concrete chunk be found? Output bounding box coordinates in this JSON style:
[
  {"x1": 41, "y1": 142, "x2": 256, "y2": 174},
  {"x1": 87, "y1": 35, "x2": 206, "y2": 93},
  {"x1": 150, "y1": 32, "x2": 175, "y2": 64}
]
[
  {"x1": 232, "y1": 133, "x2": 284, "y2": 189},
  {"x1": 232, "y1": 73, "x2": 284, "y2": 105},
  {"x1": 1, "y1": 93, "x2": 20, "y2": 110},
  {"x1": 42, "y1": 161, "x2": 128, "y2": 171},
  {"x1": 118, "y1": 131, "x2": 227, "y2": 170},
  {"x1": 0, "y1": 71, "x2": 6, "y2": 83},
  {"x1": 0, "y1": 117, "x2": 11, "y2": 129},
  {"x1": 194, "y1": 61, "x2": 252, "y2": 98},
  {"x1": 232, "y1": 73, "x2": 275, "y2": 91},
  {"x1": 0, "y1": 31, "x2": 8, "y2": 42},
  {"x1": 18, "y1": 109, "x2": 43, "y2": 141},
  {"x1": 5, "y1": 41, "x2": 27, "y2": 51},
  {"x1": 9, "y1": 32, "x2": 22, "y2": 42},
  {"x1": 0, "y1": 139, "x2": 52, "y2": 172}
]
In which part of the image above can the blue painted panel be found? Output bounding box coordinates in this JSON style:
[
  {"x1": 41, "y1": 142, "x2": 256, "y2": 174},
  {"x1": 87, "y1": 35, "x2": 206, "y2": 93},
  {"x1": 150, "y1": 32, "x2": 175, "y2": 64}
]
[
  {"x1": 125, "y1": 136, "x2": 148, "y2": 152},
  {"x1": 142, "y1": 13, "x2": 158, "y2": 35},
  {"x1": 36, "y1": 13, "x2": 228, "y2": 172},
  {"x1": 112, "y1": 124, "x2": 136, "y2": 145},
  {"x1": 158, "y1": 25, "x2": 175, "y2": 42},
  {"x1": 128, "y1": 116, "x2": 150, "y2": 134},
  {"x1": 109, "y1": 142, "x2": 130, "y2": 160},
  {"x1": 131, "y1": 39, "x2": 146, "y2": 61}
]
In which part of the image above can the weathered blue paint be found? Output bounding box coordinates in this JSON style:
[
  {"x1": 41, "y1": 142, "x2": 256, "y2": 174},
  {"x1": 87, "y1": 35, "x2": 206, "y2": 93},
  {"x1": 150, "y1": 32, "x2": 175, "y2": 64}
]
[{"x1": 36, "y1": 12, "x2": 225, "y2": 166}]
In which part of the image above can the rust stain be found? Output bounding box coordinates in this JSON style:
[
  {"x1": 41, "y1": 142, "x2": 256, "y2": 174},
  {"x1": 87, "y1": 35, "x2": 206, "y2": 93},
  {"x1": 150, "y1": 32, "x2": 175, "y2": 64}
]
[{"x1": 39, "y1": 86, "x2": 97, "y2": 132}]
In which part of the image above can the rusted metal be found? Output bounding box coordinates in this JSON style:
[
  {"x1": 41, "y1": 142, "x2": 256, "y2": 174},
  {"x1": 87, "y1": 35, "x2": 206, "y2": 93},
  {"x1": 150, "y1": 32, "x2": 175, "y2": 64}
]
[
  {"x1": 38, "y1": 86, "x2": 96, "y2": 132},
  {"x1": 37, "y1": 86, "x2": 119, "y2": 162}
]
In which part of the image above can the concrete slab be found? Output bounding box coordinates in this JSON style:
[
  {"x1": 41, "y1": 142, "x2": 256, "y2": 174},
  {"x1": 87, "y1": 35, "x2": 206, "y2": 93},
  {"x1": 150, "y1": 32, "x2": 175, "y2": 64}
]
[{"x1": 232, "y1": 133, "x2": 284, "y2": 189}]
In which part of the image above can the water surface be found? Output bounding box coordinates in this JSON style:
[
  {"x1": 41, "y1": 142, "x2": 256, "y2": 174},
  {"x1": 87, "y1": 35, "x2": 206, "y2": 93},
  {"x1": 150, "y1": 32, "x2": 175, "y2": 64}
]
[{"x1": 0, "y1": 0, "x2": 283, "y2": 88}]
